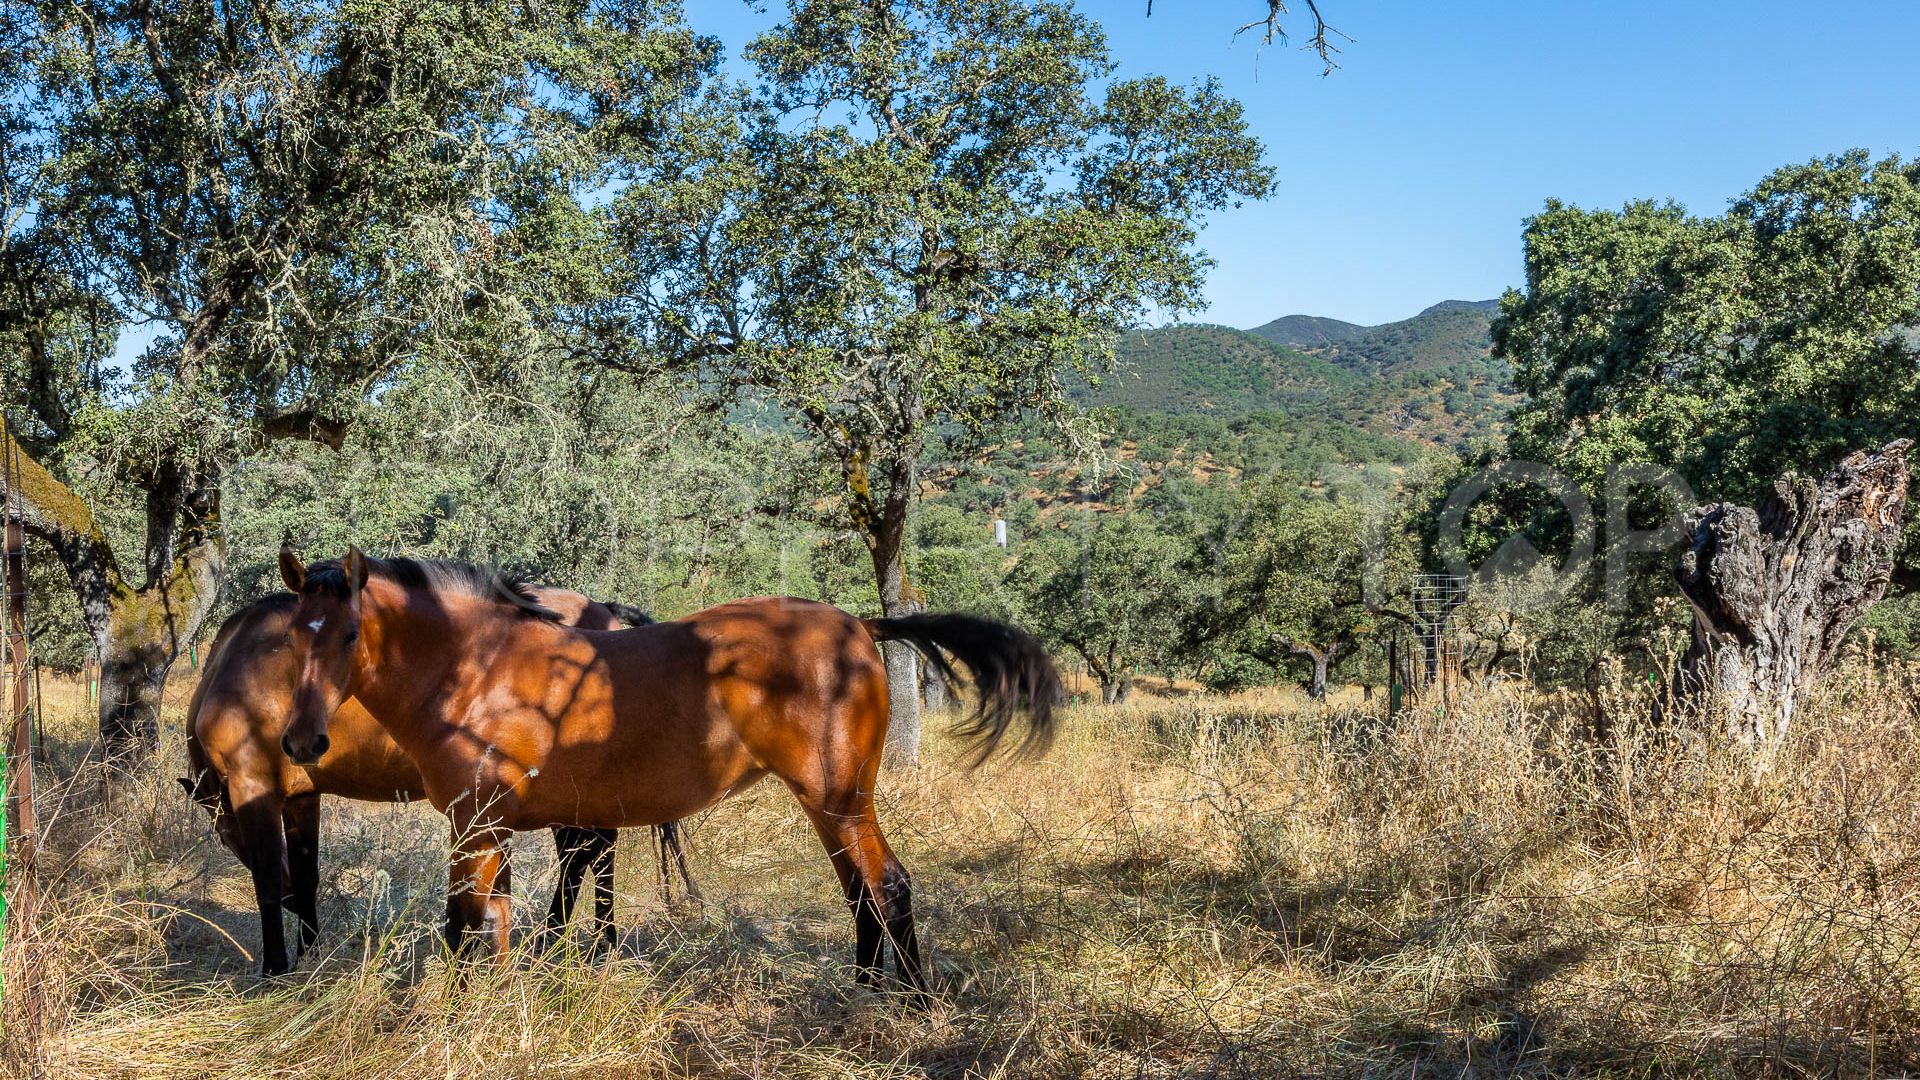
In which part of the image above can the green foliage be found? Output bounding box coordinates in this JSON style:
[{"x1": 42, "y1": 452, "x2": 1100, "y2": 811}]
[
  {"x1": 1199, "y1": 474, "x2": 1418, "y2": 688},
  {"x1": 7, "y1": 0, "x2": 707, "y2": 461},
  {"x1": 908, "y1": 505, "x2": 1021, "y2": 621},
  {"x1": 1257, "y1": 300, "x2": 1504, "y2": 376},
  {"x1": 1, "y1": 0, "x2": 714, "y2": 742},
  {"x1": 609, "y1": 0, "x2": 1275, "y2": 617},
  {"x1": 1498, "y1": 151, "x2": 1920, "y2": 504},
  {"x1": 22, "y1": 536, "x2": 91, "y2": 671},
  {"x1": 1106, "y1": 301, "x2": 1514, "y2": 450},
  {"x1": 1010, "y1": 510, "x2": 1190, "y2": 699},
  {"x1": 1488, "y1": 152, "x2": 1920, "y2": 673},
  {"x1": 1090, "y1": 325, "x2": 1360, "y2": 414},
  {"x1": 214, "y1": 347, "x2": 872, "y2": 620}
]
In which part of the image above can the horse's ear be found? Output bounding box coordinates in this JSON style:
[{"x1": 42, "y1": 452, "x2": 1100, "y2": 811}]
[
  {"x1": 279, "y1": 546, "x2": 305, "y2": 591},
  {"x1": 344, "y1": 545, "x2": 369, "y2": 591}
]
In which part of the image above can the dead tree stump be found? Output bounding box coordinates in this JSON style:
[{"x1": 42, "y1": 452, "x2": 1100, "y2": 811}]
[{"x1": 1674, "y1": 439, "x2": 1912, "y2": 746}]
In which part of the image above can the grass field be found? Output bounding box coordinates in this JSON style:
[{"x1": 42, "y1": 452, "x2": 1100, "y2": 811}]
[{"x1": 4, "y1": 659, "x2": 1919, "y2": 1077}]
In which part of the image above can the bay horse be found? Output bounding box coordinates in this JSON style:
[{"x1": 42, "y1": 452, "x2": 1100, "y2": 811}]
[
  {"x1": 275, "y1": 546, "x2": 1060, "y2": 1000},
  {"x1": 181, "y1": 573, "x2": 692, "y2": 976}
]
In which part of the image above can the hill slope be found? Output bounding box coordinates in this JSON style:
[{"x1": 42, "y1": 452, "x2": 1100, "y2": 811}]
[
  {"x1": 1245, "y1": 313, "x2": 1366, "y2": 350},
  {"x1": 1087, "y1": 301, "x2": 1513, "y2": 450},
  {"x1": 1086, "y1": 325, "x2": 1363, "y2": 415},
  {"x1": 1251, "y1": 299, "x2": 1503, "y2": 376}
]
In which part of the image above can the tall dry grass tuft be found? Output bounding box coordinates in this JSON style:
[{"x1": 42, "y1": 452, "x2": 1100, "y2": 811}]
[{"x1": 5, "y1": 662, "x2": 1919, "y2": 1076}]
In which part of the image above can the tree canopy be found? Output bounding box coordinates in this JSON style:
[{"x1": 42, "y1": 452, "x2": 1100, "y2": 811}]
[
  {"x1": 1497, "y1": 151, "x2": 1920, "y2": 505},
  {"x1": 0, "y1": 0, "x2": 710, "y2": 750},
  {"x1": 607, "y1": 0, "x2": 1273, "y2": 758}
]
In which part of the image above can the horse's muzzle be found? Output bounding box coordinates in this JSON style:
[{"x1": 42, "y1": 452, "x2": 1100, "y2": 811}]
[{"x1": 282, "y1": 731, "x2": 329, "y2": 764}]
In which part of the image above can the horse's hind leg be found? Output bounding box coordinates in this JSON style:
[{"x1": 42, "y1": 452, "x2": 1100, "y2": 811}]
[
  {"x1": 804, "y1": 819, "x2": 883, "y2": 984},
  {"x1": 880, "y1": 850, "x2": 922, "y2": 994},
  {"x1": 283, "y1": 792, "x2": 322, "y2": 960},
  {"x1": 799, "y1": 802, "x2": 926, "y2": 1004},
  {"x1": 541, "y1": 826, "x2": 593, "y2": 951}
]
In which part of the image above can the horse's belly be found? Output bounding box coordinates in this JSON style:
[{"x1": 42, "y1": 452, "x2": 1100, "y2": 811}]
[{"x1": 510, "y1": 731, "x2": 762, "y2": 830}]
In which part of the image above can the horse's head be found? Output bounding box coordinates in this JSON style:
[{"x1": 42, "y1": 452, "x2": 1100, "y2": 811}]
[
  {"x1": 177, "y1": 772, "x2": 241, "y2": 857},
  {"x1": 278, "y1": 544, "x2": 370, "y2": 765}
]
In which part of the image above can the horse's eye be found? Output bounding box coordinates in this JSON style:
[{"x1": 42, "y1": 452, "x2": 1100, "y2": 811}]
[{"x1": 344, "y1": 628, "x2": 359, "y2": 646}]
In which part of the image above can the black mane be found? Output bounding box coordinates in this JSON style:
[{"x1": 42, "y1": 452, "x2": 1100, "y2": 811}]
[{"x1": 301, "y1": 556, "x2": 564, "y2": 621}]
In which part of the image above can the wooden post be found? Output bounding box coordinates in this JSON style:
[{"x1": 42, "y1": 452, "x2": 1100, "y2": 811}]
[
  {"x1": 4, "y1": 511, "x2": 34, "y2": 913},
  {"x1": 3, "y1": 419, "x2": 44, "y2": 1063},
  {"x1": 1387, "y1": 636, "x2": 1402, "y2": 715}
]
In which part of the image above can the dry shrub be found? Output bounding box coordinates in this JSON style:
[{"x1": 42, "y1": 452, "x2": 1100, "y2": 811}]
[{"x1": 4, "y1": 660, "x2": 1919, "y2": 1077}]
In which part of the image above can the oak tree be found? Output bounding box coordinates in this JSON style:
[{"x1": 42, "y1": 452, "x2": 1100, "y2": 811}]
[
  {"x1": 610, "y1": 0, "x2": 1271, "y2": 758},
  {"x1": 0, "y1": 0, "x2": 706, "y2": 754}
]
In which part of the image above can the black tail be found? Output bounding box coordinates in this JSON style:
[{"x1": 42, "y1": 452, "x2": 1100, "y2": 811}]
[
  {"x1": 864, "y1": 613, "x2": 1063, "y2": 765},
  {"x1": 604, "y1": 602, "x2": 656, "y2": 627}
]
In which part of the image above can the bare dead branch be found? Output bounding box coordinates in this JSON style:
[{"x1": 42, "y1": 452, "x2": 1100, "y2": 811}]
[{"x1": 1227, "y1": 1, "x2": 1351, "y2": 76}]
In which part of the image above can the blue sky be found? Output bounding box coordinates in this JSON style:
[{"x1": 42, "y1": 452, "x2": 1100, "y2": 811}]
[{"x1": 691, "y1": 0, "x2": 1920, "y2": 328}]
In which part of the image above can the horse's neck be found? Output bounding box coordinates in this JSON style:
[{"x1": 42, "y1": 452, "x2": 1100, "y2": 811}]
[{"x1": 351, "y1": 583, "x2": 498, "y2": 740}]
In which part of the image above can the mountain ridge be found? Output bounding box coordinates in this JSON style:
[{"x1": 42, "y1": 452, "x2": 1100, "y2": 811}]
[
  {"x1": 1089, "y1": 298, "x2": 1513, "y2": 450},
  {"x1": 1249, "y1": 298, "x2": 1501, "y2": 352}
]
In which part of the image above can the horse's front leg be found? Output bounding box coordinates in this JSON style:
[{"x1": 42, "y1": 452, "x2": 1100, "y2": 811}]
[
  {"x1": 283, "y1": 792, "x2": 322, "y2": 960},
  {"x1": 232, "y1": 792, "x2": 292, "y2": 976},
  {"x1": 446, "y1": 824, "x2": 513, "y2": 962}
]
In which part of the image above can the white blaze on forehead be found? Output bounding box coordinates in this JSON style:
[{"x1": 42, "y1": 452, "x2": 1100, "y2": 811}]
[{"x1": 307, "y1": 618, "x2": 325, "y2": 632}]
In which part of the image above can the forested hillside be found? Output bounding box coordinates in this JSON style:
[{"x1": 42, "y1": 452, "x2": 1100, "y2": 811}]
[
  {"x1": 1089, "y1": 299, "x2": 1513, "y2": 449},
  {"x1": 1079, "y1": 325, "x2": 1361, "y2": 414},
  {"x1": 1255, "y1": 299, "x2": 1502, "y2": 375}
]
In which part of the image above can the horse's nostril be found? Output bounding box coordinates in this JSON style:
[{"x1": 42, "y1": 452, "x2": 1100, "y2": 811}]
[
  {"x1": 281, "y1": 733, "x2": 297, "y2": 759},
  {"x1": 312, "y1": 734, "x2": 330, "y2": 758}
]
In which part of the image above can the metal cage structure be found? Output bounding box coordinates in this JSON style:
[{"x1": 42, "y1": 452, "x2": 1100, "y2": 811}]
[{"x1": 1389, "y1": 573, "x2": 1467, "y2": 713}]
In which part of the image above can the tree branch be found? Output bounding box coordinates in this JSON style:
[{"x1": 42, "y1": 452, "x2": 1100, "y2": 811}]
[
  {"x1": 1229, "y1": 1, "x2": 1349, "y2": 75},
  {"x1": 259, "y1": 408, "x2": 351, "y2": 450},
  {"x1": 2, "y1": 419, "x2": 125, "y2": 630}
]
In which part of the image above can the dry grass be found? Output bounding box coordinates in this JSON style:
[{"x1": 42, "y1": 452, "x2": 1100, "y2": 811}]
[{"x1": 5, "y1": 659, "x2": 1920, "y2": 1077}]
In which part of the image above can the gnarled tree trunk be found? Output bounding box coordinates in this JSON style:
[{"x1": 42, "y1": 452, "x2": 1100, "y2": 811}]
[
  {"x1": 3, "y1": 426, "x2": 223, "y2": 760},
  {"x1": 1674, "y1": 439, "x2": 1911, "y2": 746}
]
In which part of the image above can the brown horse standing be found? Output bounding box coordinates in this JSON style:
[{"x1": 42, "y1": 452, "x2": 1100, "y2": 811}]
[
  {"x1": 182, "y1": 573, "x2": 688, "y2": 976},
  {"x1": 276, "y1": 547, "x2": 1059, "y2": 999}
]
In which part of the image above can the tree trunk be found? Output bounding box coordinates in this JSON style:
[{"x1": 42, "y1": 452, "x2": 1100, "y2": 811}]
[
  {"x1": 1675, "y1": 439, "x2": 1911, "y2": 746},
  {"x1": 865, "y1": 453, "x2": 923, "y2": 765},
  {"x1": 1274, "y1": 635, "x2": 1346, "y2": 702},
  {"x1": 1098, "y1": 676, "x2": 1132, "y2": 705},
  {"x1": 96, "y1": 576, "x2": 222, "y2": 752},
  {"x1": 922, "y1": 661, "x2": 948, "y2": 712},
  {"x1": 3, "y1": 425, "x2": 223, "y2": 760}
]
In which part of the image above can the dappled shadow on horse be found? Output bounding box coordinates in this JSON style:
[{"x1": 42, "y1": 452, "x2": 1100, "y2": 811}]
[
  {"x1": 179, "y1": 564, "x2": 691, "y2": 976},
  {"x1": 276, "y1": 545, "x2": 1060, "y2": 1005}
]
